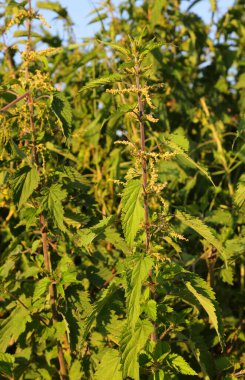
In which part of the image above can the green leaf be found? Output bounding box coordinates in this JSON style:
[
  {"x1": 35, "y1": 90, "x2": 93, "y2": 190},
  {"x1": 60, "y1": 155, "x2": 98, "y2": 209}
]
[
  {"x1": 99, "y1": 40, "x2": 130, "y2": 57},
  {"x1": 46, "y1": 141, "x2": 78, "y2": 162},
  {"x1": 121, "y1": 319, "x2": 153, "y2": 380},
  {"x1": 234, "y1": 174, "x2": 245, "y2": 208},
  {"x1": 42, "y1": 184, "x2": 67, "y2": 232},
  {"x1": 235, "y1": 73, "x2": 245, "y2": 89},
  {"x1": 69, "y1": 360, "x2": 83, "y2": 380},
  {"x1": 82, "y1": 282, "x2": 118, "y2": 343},
  {"x1": 175, "y1": 211, "x2": 226, "y2": 263},
  {"x1": 51, "y1": 92, "x2": 72, "y2": 139},
  {"x1": 36, "y1": 1, "x2": 63, "y2": 13},
  {"x1": 10, "y1": 139, "x2": 25, "y2": 159},
  {"x1": 0, "y1": 352, "x2": 14, "y2": 377},
  {"x1": 185, "y1": 275, "x2": 224, "y2": 349},
  {"x1": 104, "y1": 227, "x2": 130, "y2": 255},
  {"x1": 167, "y1": 353, "x2": 197, "y2": 376},
  {"x1": 165, "y1": 137, "x2": 214, "y2": 185},
  {"x1": 94, "y1": 349, "x2": 123, "y2": 380},
  {"x1": 12, "y1": 165, "x2": 40, "y2": 207},
  {"x1": 143, "y1": 299, "x2": 157, "y2": 321},
  {"x1": 126, "y1": 254, "x2": 153, "y2": 328},
  {"x1": 121, "y1": 179, "x2": 144, "y2": 246},
  {"x1": 88, "y1": 13, "x2": 107, "y2": 25},
  {"x1": 140, "y1": 39, "x2": 164, "y2": 58},
  {"x1": 79, "y1": 73, "x2": 123, "y2": 92},
  {"x1": 220, "y1": 267, "x2": 234, "y2": 285},
  {"x1": 0, "y1": 304, "x2": 31, "y2": 352},
  {"x1": 77, "y1": 228, "x2": 96, "y2": 247},
  {"x1": 150, "y1": 1, "x2": 163, "y2": 27},
  {"x1": 32, "y1": 277, "x2": 50, "y2": 304}
]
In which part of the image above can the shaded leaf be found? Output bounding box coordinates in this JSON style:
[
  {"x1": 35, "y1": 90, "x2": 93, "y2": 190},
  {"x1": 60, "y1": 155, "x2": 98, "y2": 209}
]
[
  {"x1": 51, "y1": 92, "x2": 72, "y2": 139},
  {"x1": 12, "y1": 166, "x2": 40, "y2": 207}
]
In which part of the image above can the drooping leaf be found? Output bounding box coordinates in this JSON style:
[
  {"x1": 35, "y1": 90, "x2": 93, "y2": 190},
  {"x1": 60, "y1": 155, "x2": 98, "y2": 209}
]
[
  {"x1": 82, "y1": 282, "x2": 118, "y2": 343},
  {"x1": 99, "y1": 40, "x2": 130, "y2": 57},
  {"x1": 175, "y1": 210, "x2": 226, "y2": 263},
  {"x1": 121, "y1": 179, "x2": 144, "y2": 246},
  {"x1": 165, "y1": 138, "x2": 214, "y2": 185},
  {"x1": 185, "y1": 275, "x2": 224, "y2": 349},
  {"x1": 42, "y1": 184, "x2": 67, "y2": 232},
  {"x1": 12, "y1": 165, "x2": 40, "y2": 207},
  {"x1": 51, "y1": 91, "x2": 72, "y2": 139},
  {"x1": 79, "y1": 73, "x2": 123, "y2": 92},
  {"x1": 88, "y1": 13, "x2": 107, "y2": 25}
]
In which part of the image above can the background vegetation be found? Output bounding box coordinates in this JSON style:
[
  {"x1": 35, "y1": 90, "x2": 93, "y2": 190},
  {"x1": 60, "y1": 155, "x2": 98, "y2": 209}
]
[{"x1": 0, "y1": 0, "x2": 244, "y2": 379}]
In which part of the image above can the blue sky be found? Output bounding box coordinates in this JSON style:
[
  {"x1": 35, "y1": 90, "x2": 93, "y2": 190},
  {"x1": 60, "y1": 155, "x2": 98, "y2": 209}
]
[{"x1": 35, "y1": 0, "x2": 235, "y2": 41}]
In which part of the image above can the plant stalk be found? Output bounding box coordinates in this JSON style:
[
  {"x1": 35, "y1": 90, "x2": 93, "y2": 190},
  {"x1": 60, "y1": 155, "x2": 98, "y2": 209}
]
[
  {"x1": 135, "y1": 63, "x2": 157, "y2": 342},
  {"x1": 26, "y1": 1, "x2": 68, "y2": 377},
  {"x1": 135, "y1": 64, "x2": 150, "y2": 252}
]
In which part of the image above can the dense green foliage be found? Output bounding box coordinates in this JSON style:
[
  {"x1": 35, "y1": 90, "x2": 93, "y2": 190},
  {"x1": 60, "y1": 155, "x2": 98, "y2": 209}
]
[{"x1": 0, "y1": 0, "x2": 244, "y2": 379}]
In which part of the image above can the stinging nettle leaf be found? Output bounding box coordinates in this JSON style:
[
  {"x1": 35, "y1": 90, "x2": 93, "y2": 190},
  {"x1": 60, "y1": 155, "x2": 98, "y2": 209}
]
[
  {"x1": 167, "y1": 353, "x2": 197, "y2": 376},
  {"x1": 82, "y1": 282, "x2": 118, "y2": 343},
  {"x1": 0, "y1": 304, "x2": 31, "y2": 352},
  {"x1": 121, "y1": 319, "x2": 153, "y2": 380},
  {"x1": 126, "y1": 254, "x2": 154, "y2": 328},
  {"x1": 32, "y1": 277, "x2": 50, "y2": 304},
  {"x1": 175, "y1": 210, "x2": 227, "y2": 264},
  {"x1": 121, "y1": 179, "x2": 144, "y2": 246},
  {"x1": 94, "y1": 348, "x2": 123, "y2": 380},
  {"x1": 79, "y1": 73, "x2": 123, "y2": 92},
  {"x1": 42, "y1": 184, "x2": 67, "y2": 232},
  {"x1": 12, "y1": 165, "x2": 40, "y2": 207},
  {"x1": 185, "y1": 275, "x2": 224, "y2": 349},
  {"x1": 165, "y1": 137, "x2": 214, "y2": 185},
  {"x1": 99, "y1": 40, "x2": 130, "y2": 57},
  {"x1": 51, "y1": 91, "x2": 72, "y2": 139}
]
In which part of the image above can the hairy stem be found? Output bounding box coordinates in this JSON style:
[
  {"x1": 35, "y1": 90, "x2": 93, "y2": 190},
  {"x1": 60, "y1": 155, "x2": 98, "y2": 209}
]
[
  {"x1": 135, "y1": 62, "x2": 157, "y2": 342},
  {"x1": 135, "y1": 64, "x2": 150, "y2": 252},
  {"x1": 25, "y1": 1, "x2": 68, "y2": 378},
  {"x1": 40, "y1": 215, "x2": 68, "y2": 380}
]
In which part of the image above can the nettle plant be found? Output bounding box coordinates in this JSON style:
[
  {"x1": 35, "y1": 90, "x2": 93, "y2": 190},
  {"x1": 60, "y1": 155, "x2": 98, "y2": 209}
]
[
  {"x1": 0, "y1": 1, "x2": 241, "y2": 380},
  {"x1": 79, "y1": 36, "x2": 227, "y2": 380}
]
